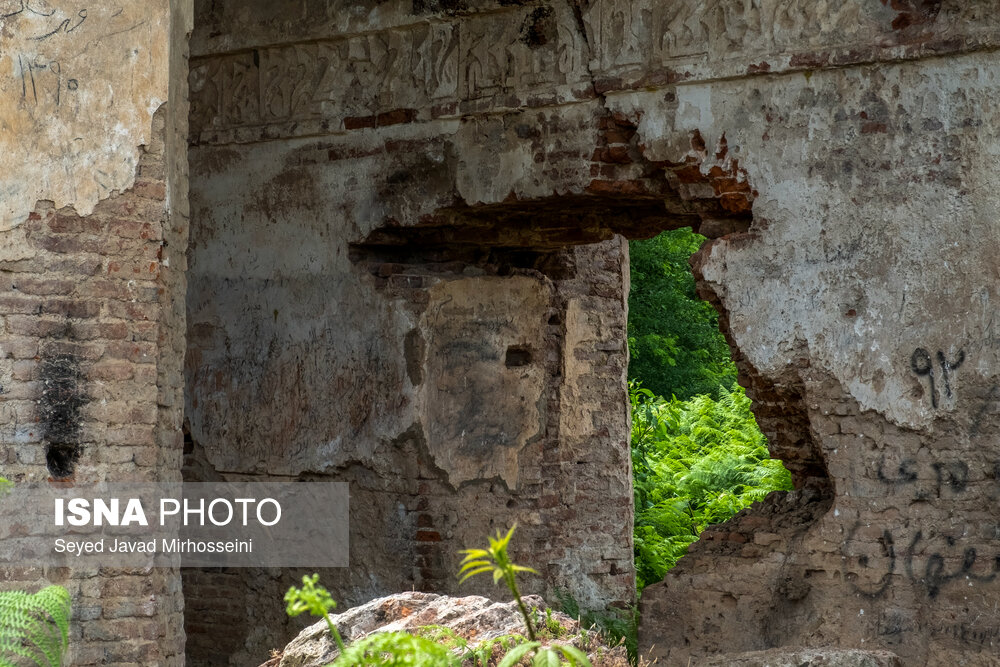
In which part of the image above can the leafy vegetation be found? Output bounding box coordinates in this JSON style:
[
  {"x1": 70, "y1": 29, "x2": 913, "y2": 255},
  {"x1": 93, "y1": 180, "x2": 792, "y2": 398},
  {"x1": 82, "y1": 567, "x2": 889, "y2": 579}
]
[
  {"x1": 555, "y1": 591, "x2": 637, "y2": 665},
  {"x1": 459, "y1": 525, "x2": 591, "y2": 667},
  {"x1": 627, "y1": 229, "x2": 737, "y2": 401},
  {"x1": 332, "y1": 631, "x2": 462, "y2": 667},
  {"x1": 627, "y1": 228, "x2": 792, "y2": 592},
  {"x1": 285, "y1": 574, "x2": 347, "y2": 653},
  {"x1": 0, "y1": 478, "x2": 72, "y2": 667},
  {"x1": 286, "y1": 526, "x2": 595, "y2": 667},
  {"x1": 630, "y1": 383, "x2": 793, "y2": 590},
  {"x1": 0, "y1": 586, "x2": 72, "y2": 667}
]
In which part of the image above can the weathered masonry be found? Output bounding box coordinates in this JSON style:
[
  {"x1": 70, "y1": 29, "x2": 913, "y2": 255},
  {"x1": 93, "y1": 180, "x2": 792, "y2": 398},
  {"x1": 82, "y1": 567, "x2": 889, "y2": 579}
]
[{"x1": 2, "y1": 0, "x2": 1000, "y2": 664}]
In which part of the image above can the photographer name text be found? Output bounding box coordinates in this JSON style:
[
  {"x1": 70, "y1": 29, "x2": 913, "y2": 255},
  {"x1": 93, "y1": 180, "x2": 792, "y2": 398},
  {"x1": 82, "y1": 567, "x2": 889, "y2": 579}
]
[{"x1": 54, "y1": 537, "x2": 253, "y2": 556}]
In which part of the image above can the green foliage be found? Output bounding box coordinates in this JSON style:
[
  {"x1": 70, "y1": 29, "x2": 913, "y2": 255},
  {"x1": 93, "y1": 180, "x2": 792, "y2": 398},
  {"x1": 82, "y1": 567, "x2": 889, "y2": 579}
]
[
  {"x1": 631, "y1": 383, "x2": 793, "y2": 590},
  {"x1": 284, "y1": 579, "x2": 475, "y2": 666},
  {"x1": 627, "y1": 228, "x2": 737, "y2": 400},
  {"x1": 555, "y1": 591, "x2": 637, "y2": 665},
  {"x1": 284, "y1": 530, "x2": 595, "y2": 667},
  {"x1": 284, "y1": 574, "x2": 345, "y2": 653},
  {"x1": 331, "y1": 631, "x2": 462, "y2": 667},
  {"x1": 413, "y1": 625, "x2": 468, "y2": 651},
  {"x1": 467, "y1": 634, "x2": 527, "y2": 666},
  {"x1": 541, "y1": 609, "x2": 564, "y2": 639},
  {"x1": 0, "y1": 479, "x2": 72, "y2": 667},
  {"x1": 497, "y1": 641, "x2": 591, "y2": 667},
  {"x1": 459, "y1": 526, "x2": 592, "y2": 667},
  {"x1": 0, "y1": 586, "x2": 72, "y2": 667},
  {"x1": 458, "y1": 524, "x2": 540, "y2": 642}
]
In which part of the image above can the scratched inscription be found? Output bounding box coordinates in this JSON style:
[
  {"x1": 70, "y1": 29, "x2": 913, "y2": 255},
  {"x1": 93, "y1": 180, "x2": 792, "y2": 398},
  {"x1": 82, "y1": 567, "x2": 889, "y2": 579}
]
[{"x1": 0, "y1": 1, "x2": 168, "y2": 230}]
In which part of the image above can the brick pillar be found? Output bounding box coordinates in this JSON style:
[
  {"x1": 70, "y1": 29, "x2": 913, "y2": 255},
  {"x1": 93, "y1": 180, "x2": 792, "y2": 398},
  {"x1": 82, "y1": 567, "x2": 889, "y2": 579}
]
[{"x1": 0, "y1": 0, "x2": 192, "y2": 663}]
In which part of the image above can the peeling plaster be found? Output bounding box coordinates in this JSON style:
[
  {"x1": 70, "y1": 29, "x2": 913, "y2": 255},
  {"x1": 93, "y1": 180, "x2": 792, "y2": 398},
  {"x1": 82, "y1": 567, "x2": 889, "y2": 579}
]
[{"x1": 0, "y1": 0, "x2": 168, "y2": 230}]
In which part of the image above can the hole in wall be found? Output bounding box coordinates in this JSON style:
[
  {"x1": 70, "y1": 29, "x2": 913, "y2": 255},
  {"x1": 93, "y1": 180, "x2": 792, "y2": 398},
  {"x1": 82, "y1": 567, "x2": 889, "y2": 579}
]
[
  {"x1": 45, "y1": 444, "x2": 81, "y2": 479},
  {"x1": 627, "y1": 227, "x2": 798, "y2": 590},
  {"x1": 505, "y1": 346, "x2": 532, "y2": 368}
]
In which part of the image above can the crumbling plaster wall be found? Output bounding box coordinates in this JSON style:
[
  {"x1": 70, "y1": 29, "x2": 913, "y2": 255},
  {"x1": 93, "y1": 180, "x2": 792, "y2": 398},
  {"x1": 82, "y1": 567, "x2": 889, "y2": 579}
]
[
  {"x1": 186, "y1": 0, "x2": 1000, "y2": 664},
  {"x1": 0, "y1": 0, "x2": 192, "y2": 665},
  {"x1": 637, "y1": 40, "x2": 1000, "y2": 667}
]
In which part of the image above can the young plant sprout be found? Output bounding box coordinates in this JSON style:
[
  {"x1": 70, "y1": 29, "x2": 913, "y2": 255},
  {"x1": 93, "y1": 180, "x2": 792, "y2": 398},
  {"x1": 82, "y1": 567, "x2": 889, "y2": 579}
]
[
  {"x1": 284, "y1": 573, "x2": 346, "y2": 653},
  {"x1": 459, "y1": 524, "x2": 592, "y2": 667}
]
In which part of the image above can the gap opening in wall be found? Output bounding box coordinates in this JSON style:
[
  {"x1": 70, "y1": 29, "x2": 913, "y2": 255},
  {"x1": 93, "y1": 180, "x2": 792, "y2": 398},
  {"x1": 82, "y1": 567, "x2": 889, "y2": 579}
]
[{"x1": 627, "y1": 228, "x2": 793, "y2": 592}]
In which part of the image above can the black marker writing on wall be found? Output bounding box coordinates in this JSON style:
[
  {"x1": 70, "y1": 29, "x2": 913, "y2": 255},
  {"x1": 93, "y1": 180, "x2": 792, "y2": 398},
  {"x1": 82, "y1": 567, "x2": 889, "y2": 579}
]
[
  {"x1": 932, "y1": 461, "x2": 969, "y2": 497},
  {"x1": 845, "y1": 522, "x2": 1000, "y2": 599},
  {"x1": 937, "y1": 349, "x2": 965, "y2": 399},
  {"x1": 30, "y1": 8, "x2": 87, "y2": 41},
  {"x1": 911, "y1": 347, "x2": 965, "y2": 409}
]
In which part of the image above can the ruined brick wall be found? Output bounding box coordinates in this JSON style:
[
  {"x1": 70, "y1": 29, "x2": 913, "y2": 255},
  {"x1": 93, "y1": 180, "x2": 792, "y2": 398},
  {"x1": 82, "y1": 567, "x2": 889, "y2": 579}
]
[
  {"x1": 0, "y1": 1, "x2": 191, "y2": 664},
  {"x1": 5, "y1": 0, "x2": 993, "y2": 665},
  {"x1": 182, "y1": 173, "x2": 640, "y2": 661},
  {"x1": 184, "y1": 0, "x2": 1000, "y2": 665},
  {"x1": 620, "y1": 4, "x2": 1000, "y2": 666},
  {"x1": 184, "y1": 3, "x2": 756, "y2": 663}
]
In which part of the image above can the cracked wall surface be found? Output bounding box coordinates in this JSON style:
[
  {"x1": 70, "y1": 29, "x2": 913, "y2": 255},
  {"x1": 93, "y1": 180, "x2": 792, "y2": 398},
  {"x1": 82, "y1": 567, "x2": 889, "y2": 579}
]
[
  {"x1": 637, "y1": 47, "x2": 1000, "y2": 667},
  {"x1": 0, "y1": 0, "x2": 171, "y2": 230},
  {"x1": 179, "y1": 0, "x2": 1000, "y2": 664},
  {"x1": 0, "y1": 0, "x2": 191, "y2": 664}
]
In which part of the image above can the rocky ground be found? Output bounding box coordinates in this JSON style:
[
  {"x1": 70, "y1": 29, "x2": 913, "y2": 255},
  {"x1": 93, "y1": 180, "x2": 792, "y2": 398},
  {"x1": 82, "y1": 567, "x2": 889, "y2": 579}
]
[{"x1": 260, "y1": 591, "x2": 629, "y2": 666}]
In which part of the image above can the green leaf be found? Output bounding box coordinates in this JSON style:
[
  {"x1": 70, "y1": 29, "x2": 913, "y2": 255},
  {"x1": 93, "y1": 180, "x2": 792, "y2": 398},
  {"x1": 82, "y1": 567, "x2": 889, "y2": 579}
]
[
  {"x1": 0, "y1": 586, "x2": 72, "y2": 667},
  {"x1": 497, "y1": 641, "x2": 540, "y2": 667},
  {"x1": 457, "y1": 566, "x2": 494, "y2": 584},
  {"x1": 554, "y1": 644, "x2": 593, "y2": 666},
  {"x1": 532, "y1": 648, "x2": 560, "y2": 667},
  {"x1": 284, "y1": 574, "x2": 336, "y2": 618}
]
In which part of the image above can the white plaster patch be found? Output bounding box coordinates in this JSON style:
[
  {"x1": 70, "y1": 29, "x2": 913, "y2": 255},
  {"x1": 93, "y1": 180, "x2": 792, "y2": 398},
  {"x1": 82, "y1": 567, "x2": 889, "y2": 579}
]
[{"x1": 0, "y1": 0, "x2": 169, "y2": 230}]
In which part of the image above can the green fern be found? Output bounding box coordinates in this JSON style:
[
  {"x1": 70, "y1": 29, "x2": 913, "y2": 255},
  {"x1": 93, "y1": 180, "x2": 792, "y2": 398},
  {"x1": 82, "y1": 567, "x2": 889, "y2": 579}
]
[
  {"x1": 631, "y1": 382, "x2": 793, "y2": 590},
  {"x1": 330, "y1": 631, "x2": 461, "y2": 667},
  {"x1": 0, "y1": 586, "x2": 72, "y2": 667},
  {"x1": 459, "y1": 527, "x2": 592, "y2": 667}
]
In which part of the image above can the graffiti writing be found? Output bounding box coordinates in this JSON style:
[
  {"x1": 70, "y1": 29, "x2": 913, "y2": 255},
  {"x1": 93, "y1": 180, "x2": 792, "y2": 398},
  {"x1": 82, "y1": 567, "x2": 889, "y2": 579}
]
[
  {"x1": 910, "y1": 347, "x2": 964, "y2": 409},
  {"x1": 28, "y1": 7, "x2": 86, "y2": 41},
  {"x1": 876, "y1": 455, "x2": 972, "y2": 500},
  {"x1": 16, "y1": 54, "x2": 77, "y2": 107},
  {"x1": 844, "y1": 521, "x2": 1000, "y2": 599},
  {"x1": 3, "y1": 2, "x2": 90, "y2": 113}
]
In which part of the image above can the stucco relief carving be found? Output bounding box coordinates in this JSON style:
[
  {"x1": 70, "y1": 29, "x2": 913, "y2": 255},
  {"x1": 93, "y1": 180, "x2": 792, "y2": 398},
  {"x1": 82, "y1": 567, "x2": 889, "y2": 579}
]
[
  {"x1": 419, "y1": 276, "x2": 550, "y2": 489},
  {"x1": 189, "y1": 4, "x2": 589, "y2": 140},
  {"x1": 585, "y1": 0, "x2": 866, "y2": 72}
]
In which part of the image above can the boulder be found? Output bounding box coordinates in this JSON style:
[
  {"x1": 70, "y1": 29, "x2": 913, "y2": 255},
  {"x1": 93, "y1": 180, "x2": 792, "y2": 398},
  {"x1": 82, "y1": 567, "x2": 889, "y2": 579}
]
[
  {"x1": 268, "y1": 591, "x2": 627, "y2": 667},
  {"x1": 698, "y1": 648, "x2": 903, "y2": 667}
]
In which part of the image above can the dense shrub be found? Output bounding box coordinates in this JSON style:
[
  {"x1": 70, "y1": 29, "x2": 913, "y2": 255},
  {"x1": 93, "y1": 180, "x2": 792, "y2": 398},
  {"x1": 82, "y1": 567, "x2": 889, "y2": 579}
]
[
  {"x1": 627, "y1": 229, "x2": 736, "y2": 401},
  {"x1": 630, "y1": 384, "x2": 793, "y2": 591}
]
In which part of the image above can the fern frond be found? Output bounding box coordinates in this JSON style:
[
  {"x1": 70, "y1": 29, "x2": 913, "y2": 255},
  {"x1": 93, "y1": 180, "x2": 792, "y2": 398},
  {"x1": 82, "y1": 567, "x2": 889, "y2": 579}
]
[
  {"x1": 631, "y1": 382, "x2": 794, "y2": 590},
  {"x1": 0, "y1": 586, "x2": 72, "y2": 667}
]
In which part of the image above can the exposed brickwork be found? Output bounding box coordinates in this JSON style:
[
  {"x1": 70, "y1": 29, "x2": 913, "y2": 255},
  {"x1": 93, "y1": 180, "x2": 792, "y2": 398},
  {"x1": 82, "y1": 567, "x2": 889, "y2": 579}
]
[
  {"x1": 183, "y1": 225, "x2": 635, "y2": 663},
  {"x1": 0, "y1": 111, "x2": 186, "y2": 664}
]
